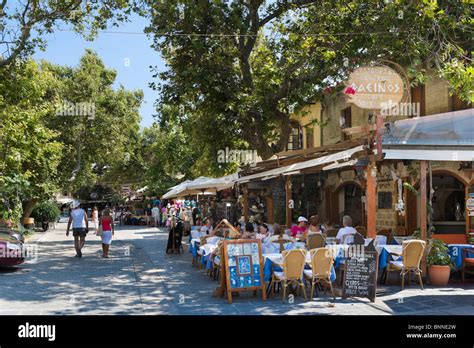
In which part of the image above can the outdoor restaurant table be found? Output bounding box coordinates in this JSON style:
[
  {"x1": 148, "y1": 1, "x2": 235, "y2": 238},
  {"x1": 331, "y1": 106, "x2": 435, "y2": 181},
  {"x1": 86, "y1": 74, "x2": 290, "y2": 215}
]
[
  {"x1": 392, "y1": 236, "x2": 414, "y2": 245},
  {"x1": 376, "y1": 245, "x2": 403, "y2": 270},
  {"x1": 263, "y1": 252, "x2": 337, "y2": 283},
  {"x1": 447, "y1": 244, "x2": 474, "y2": 271},
  {"x1": 189, "y1": 238, "x2": 201, "y2": 257},
  {"x1": 199, "y1": 244, "x2": 218, "y2": 271}
]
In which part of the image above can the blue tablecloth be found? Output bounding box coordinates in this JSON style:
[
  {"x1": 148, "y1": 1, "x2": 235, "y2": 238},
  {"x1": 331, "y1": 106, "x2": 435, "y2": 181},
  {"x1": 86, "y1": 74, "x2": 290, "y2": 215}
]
[
  {"x1": 263, "y1": 256, "x2": 336, "y2": 283},
  {"x1": 189, "y1": 241, "x2": 200, "y2": 257},
  {"x1": 448, "y1": 244, "x2": 474, "y2": 271},
  {"x1": 378, "y1": 247, "x2": 391, "y2": 270}
]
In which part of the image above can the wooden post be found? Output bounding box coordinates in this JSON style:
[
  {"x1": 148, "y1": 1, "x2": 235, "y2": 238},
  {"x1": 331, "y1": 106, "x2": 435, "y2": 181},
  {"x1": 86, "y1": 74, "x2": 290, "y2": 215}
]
[
  {"x1": 266, "y1": 196, "x2": 274, "y2": 224},
  {"x1": 366, "y1": 161, "x2": 377, "y2": 238},
  {"x1": 243, "y1": 185, "x2": 249, "y2": 222},
  {"x1": 285, "y1": 176, "x2": 292, "y2": 228},
  {"x1": 420, "y1": 160, "x2": 428, "y2": 274}
]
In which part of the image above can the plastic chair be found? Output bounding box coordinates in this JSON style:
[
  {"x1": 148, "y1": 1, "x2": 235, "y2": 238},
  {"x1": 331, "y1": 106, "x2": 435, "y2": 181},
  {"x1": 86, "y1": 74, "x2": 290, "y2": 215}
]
[
  {"x1": 385, "y1": 240, "x2": 426, "y2": 289},
  {"x1": 304, "y1": 248, "x2": 335, "y2": 300},
  {"x1": 269, "y1": 249, "x2": 308, "y2": 301}
]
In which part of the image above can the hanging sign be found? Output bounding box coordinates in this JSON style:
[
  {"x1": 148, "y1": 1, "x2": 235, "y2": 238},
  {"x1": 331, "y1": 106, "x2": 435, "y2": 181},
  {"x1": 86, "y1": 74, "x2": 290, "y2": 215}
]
[{"x1": 346, "y1": 66, "x2": 404, "y2": 110}]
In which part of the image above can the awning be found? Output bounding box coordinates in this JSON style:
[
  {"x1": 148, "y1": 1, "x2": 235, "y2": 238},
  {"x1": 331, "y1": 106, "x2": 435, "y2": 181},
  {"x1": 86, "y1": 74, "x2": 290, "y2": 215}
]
[
  {"x1": 382, "y1": 109, "x2": 474, "y2": 146},
  {"x1": 162, "y1": 173, "x2": 238, "y2": 199},
  {"x1": 381, "y1": 109, "x2": 474, "y2": 161},
  {"x1": 235, "y1": 145, "x2": 365, "y2": 183},
  {"x1": 186, "y1": 173, "x2": 238, "y2": 191},
  {"x1": 381, "y1": 149, "x2": 474, "y2": 161}
]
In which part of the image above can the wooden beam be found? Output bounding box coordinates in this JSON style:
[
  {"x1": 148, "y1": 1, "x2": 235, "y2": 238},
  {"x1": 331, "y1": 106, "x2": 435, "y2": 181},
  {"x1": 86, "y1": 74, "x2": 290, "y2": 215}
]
[
  {"x1": 366, "y1": 161, "x2": 377, "y2": 238},
  {"x1": 285, "y1": 176, "x2": 292, "y2": 228},
  {"x1": 266, "y1": 196, "x2": 274, "y2": 224},
  {"x1": 243, "y1": 185, "x2": 249, "y2": 222},
  {"x1": 420, "y1": 160, "x2": 428, "y2": 274}
]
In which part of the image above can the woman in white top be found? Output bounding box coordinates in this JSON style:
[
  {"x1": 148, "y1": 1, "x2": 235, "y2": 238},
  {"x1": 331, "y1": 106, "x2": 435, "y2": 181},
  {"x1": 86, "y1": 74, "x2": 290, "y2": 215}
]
[
  {"x1": 267, "y1": 224, "x2": 292, "y2": 242},
  {"x1": 336, "y1": 215, "x2": 357, "y2": 244},
  {"x1": 91, "y1": 206, "x2": 99, "y2": 232},
  {"x1": 255, "y1": 223, "x2": 269, "y2": 240}
]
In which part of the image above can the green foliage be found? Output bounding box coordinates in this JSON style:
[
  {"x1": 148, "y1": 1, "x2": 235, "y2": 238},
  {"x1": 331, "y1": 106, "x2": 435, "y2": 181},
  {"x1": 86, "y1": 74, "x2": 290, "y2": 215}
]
[
  {"x1": 31, "y1": 201, "x2": 61, "y2": 222},
  {"x1": 427, "y1": 239, "x2": 454, "y2": 267},
  {"x1": 0, "y1": 0, "x2": 137, "y2": 67},
  {"x1": 143, "y1": 0, "x2": 473, "y2": 159},
  {"x1": 0, "y1": 60, "x2": 63, "y2": 222},
  {"x1": 41, "y1": 50, "x2": 143, "y2": 193}
]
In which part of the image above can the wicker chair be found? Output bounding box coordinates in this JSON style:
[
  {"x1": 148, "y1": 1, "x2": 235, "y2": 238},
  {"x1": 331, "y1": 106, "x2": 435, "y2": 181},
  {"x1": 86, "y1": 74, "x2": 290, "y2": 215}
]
[
  {"x1": 269, "y1": 249, "x2": 308, "y2": 301},
  {"x1": 274, "y1": 237, "x2": 290, "y2": 253},
  {"x1": 385, "y1": 240, "x2": 426, "y2": 289},
  {"x1": 377, "y1": 228, "x2": 393, "y2": 244},
  {"x1": 395, "y1": 226, "x2": 407, "y2": 236},
  {"x1": 325, "y1": 228, "x2": 339, "y2": 238},
  {"x1": 355, "y1": 226, "x2": 367, "y2": 237},
  {"x1": 307, "y1": 233, "x2": 326, "y2": 250},
  {"x1": 304, "y1": 248, "x2": 335, "y2": 300},
  {"x1": 461, "y1": 248, "x2": 474, "y2": 283}
]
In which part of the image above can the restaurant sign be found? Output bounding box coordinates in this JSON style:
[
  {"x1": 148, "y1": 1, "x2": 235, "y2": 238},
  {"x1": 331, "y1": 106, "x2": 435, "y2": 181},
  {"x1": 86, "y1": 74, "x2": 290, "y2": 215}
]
[{"x1": 346, "y1": 66, "x2": 404, "y2": 110}]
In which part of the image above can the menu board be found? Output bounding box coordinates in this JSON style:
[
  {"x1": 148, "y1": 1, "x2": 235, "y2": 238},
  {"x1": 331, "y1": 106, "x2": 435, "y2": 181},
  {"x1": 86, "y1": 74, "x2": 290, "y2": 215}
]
[
  {"x1": 222, "y1": 239, "x2": 267, "y2": 304},
  {"x1": 342, "y1": 250, "x2": 378, "y2": 302}
]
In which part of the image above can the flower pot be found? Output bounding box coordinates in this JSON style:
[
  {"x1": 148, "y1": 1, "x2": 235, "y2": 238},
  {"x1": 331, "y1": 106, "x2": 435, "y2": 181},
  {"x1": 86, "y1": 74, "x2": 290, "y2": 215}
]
[
  {"x1": 428, "y1": 265, "x2": 451, "y2": 286},
  {"x1": 23, "y1": 217, "x2": 34, "y2": 225}
]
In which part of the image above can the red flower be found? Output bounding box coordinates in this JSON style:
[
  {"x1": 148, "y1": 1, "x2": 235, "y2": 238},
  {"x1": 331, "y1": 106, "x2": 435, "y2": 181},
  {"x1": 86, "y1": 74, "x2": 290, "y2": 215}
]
[
  {"x1": 323, "y1": 86, "x2": 332, "y2": 95},
  {"x1": 344, "y1": 86, "x2": 356, "y2": 95}
]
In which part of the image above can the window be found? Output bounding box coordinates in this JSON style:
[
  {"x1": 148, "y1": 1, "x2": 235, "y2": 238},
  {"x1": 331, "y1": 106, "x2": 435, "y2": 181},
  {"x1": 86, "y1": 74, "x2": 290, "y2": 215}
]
[
  {"x1": 287, "y1": 121, "x2": 302, "y2": 151},
  {"x1": 341, "y1": 107, "x2": 352, "y2": 141},
  {"x1": 305, "y1": 127, "x2": 314, "y2": 149}
]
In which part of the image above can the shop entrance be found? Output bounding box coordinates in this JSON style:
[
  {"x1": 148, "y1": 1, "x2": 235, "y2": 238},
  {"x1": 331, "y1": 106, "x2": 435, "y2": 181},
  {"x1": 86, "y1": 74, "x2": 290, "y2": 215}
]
[
  {"x1": 406, "y1": 171, "x2": 467, "y2": 234},
  {"x1": 335, "y1": 182, "x2": 365, "y2": 227}
]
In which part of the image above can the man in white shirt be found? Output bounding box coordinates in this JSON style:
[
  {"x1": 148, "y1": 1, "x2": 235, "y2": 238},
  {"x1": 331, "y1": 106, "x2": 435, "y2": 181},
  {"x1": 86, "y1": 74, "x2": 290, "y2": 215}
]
[
  {"x1": 66, "y1": 200, "x2": 89, "y2": 258},
  {"x1": 151, "y1": 205, "x2": 160, "y2": 227},
  {"x1": 336, "y1": 215, "x2": 357, "y2": 244}
]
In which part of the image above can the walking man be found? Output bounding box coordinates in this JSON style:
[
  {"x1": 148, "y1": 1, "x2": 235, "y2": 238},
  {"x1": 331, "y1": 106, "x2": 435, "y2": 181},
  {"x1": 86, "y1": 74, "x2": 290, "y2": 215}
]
[
  {"x1": 151, "y1": 204, "x2": 160, "y2": 227},
  {"x1": 66, "y1": 200, "x2": 89, "y2": 258}
]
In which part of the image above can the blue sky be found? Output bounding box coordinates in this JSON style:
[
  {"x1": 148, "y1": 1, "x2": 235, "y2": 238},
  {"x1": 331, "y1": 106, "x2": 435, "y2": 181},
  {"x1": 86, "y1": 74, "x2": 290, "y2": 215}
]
[{"x1": 34, "y1": 14, "x2": 164, "y2": 128}]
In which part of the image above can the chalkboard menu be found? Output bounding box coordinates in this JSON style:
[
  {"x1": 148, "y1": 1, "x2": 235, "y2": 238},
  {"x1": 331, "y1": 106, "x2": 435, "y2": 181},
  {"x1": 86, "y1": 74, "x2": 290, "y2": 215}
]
[
  {"x1": 223, "y1": 239, "x2": 267, "y2": 304},
  {"x1": 342, "y1": 250, "x2": 378, "y2": 302},
  {"x1": 378, "y1": 192, "x2": 393, "y2": 209}
]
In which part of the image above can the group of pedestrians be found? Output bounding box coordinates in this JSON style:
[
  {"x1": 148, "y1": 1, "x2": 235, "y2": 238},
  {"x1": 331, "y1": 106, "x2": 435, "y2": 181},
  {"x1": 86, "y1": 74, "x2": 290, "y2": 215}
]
[{"x1": 66, "y1": 200, "x2": 115, "y2": 258}]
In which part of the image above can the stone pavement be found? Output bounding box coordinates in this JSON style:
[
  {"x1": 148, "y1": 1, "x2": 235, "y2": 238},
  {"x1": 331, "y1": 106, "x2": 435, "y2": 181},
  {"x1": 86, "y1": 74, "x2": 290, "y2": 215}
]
[{"x1": 0, "y1": 223, "x2": 473, "y2": 315}]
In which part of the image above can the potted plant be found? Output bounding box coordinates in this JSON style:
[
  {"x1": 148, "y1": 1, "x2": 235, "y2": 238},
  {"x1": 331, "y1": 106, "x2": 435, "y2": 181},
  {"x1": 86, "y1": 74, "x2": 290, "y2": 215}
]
[
  {"x1": 427, "y1": 239, "x2": 453, "y2": 286},
  {"x1": 31, "y1": 201, "x2": 61, "y2": 232}
]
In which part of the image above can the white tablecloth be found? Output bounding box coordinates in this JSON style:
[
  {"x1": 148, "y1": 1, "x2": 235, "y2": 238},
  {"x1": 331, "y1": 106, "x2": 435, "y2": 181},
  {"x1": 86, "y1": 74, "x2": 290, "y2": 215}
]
[
  {"x1": 198, "y1": 244, "x2": 217, "y2": 256},
  {"x1": 376, "y1": 245, "x2": 403, "y2": 255}
]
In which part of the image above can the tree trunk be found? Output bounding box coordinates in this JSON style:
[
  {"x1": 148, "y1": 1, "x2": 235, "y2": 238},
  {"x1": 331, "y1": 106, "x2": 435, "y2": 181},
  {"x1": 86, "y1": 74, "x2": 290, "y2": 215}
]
[{"x1": 22, "y1": 199, "x2": 38, "y2": 220}]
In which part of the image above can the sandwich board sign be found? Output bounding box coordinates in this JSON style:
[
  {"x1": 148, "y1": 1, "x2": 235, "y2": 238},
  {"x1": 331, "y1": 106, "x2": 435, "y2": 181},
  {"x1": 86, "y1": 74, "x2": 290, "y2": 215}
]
[
  {"x1": 346, "y1": 66, "x2": 404, "y2": 110},
  {"x1": 342, "y1": 246, "x2": 379, "y2": 303},
  {"x1": 222, "y1": 239, "x2": 266, "y2": 304}
]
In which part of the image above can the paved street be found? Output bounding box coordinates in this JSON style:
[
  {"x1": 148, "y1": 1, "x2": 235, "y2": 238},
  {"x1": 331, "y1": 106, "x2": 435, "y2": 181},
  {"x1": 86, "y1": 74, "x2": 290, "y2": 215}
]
[{"x1": 1, "y1": 222, "x2": 474, "y2": 315}]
